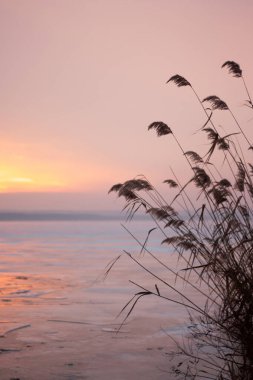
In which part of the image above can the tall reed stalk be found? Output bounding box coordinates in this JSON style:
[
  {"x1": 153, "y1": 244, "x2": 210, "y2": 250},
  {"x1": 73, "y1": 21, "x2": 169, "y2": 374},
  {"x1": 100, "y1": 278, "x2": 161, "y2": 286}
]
[{"x1": 109, "y1": 61, "x2": 253, "y2": 379}]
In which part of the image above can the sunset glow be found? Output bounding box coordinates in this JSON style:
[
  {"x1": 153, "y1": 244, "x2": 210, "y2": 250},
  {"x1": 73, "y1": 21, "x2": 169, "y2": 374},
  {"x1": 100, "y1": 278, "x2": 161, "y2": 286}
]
[
  {"x1": 0, "y1": 161, "x2": 66, "y2": 192},
  {"x1": 0, "y1": 0, "x2": 252, "y2": 210}
]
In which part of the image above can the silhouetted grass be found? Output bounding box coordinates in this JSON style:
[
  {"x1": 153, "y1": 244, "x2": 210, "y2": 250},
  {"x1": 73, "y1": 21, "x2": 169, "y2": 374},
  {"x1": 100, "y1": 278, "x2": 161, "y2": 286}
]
[{"x1": 109, "y1": 61, "x2": 253, "y2": 379}]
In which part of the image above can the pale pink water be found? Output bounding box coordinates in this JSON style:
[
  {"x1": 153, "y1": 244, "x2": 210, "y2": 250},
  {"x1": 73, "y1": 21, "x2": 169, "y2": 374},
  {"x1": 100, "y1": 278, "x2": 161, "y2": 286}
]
[{"x1": 0, "y1": 219, "x2": 193, "y2": 379}]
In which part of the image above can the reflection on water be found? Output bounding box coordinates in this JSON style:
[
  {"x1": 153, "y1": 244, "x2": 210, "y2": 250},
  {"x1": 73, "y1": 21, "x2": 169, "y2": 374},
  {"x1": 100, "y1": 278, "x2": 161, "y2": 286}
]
[
  {"x1": 0, "y1": 219, "x2": 169, "y2": 274},
  {"x1": 0, "y1": 219, "x2": 193, "y2": 379},
  {"x1": 0, "y1": 219, "x2": 188, "y2": 329}
]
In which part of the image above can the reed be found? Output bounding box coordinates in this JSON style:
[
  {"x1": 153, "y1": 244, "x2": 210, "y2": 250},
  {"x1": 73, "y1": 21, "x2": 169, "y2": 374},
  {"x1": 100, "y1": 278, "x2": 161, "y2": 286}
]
[{"x1": 109, "y1": 61, "x2": 253, "y2": 379}]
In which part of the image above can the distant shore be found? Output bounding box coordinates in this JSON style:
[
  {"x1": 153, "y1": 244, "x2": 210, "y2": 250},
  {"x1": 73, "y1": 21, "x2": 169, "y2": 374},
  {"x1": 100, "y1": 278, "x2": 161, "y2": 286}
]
[{"x1": 0, "y1": 211, "x2": 149, "y2": 222}]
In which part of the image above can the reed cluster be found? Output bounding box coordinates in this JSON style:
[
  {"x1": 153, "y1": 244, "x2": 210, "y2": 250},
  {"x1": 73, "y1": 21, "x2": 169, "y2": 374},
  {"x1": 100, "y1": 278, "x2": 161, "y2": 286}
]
[{"x1": 109, "y1": 61, "x2": 253, "y2": 379}]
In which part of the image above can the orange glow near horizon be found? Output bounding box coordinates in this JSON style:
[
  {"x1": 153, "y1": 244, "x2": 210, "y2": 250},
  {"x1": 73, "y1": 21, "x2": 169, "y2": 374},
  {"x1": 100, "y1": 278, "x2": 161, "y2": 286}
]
[
  {"x1": 0, "y1": 164, "x2": 67, "y2": 192},
  {"x1": 0, "y1": 150, "x2": 120, "y2": 193},
  {"x1": 0, "y1": 131, "x2": 131, "y2": 194}
]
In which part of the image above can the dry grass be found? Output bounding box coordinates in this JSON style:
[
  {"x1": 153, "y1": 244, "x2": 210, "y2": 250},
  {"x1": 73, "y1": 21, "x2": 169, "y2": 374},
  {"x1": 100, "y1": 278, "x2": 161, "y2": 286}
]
[{"x1": 109, "y1": 61, "x2": 253, "y2": 379}]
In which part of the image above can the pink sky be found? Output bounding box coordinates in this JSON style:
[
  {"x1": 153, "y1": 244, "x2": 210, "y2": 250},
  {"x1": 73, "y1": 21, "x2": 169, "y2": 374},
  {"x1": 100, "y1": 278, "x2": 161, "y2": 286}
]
[{"x1": 0, "y1": 0, "x2": 252, "y2": 210}]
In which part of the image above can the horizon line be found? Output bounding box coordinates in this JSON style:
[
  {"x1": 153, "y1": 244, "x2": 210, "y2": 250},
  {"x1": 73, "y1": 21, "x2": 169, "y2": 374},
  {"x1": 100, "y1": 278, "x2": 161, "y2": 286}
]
[{"x1": 0, "y1": 210, "x2": 148, "y2": 222}]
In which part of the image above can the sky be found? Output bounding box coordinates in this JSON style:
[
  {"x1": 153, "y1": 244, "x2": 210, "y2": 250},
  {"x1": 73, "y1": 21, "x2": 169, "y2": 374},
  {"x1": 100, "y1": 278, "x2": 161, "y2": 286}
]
[{"x1": 0, "y1": 0, "x2": 253, "y2": 211}]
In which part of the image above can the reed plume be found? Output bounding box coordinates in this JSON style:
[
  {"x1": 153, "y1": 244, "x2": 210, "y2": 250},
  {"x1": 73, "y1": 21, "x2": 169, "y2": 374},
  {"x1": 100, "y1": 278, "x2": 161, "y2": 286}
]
[{"x1": 109, "y1": 61, "x2": 253, "y2": 379}]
